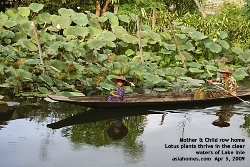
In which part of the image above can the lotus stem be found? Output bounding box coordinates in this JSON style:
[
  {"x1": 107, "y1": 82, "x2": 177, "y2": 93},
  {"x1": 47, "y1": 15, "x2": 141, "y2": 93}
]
[
  {"x1": 167, "y1": 20, "x2": 187, "y2": 70},
  {"x1": 32, "y1": 21, "x2": 45, "y2": 74},
  {"x1": 136, "y1": 15, "x2": 144, "y2": 64}
]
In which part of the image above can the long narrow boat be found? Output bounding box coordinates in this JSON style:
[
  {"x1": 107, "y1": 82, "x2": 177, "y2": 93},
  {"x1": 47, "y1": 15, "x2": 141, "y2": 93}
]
[{"x1": 48, "y1": 89, "x2": 250, "y2": 110}]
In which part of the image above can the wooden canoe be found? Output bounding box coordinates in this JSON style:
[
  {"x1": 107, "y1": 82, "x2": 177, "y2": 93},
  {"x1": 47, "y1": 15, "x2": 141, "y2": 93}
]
[{"x1": 48, "y1": 89, "x2": 250, "y2": 110}]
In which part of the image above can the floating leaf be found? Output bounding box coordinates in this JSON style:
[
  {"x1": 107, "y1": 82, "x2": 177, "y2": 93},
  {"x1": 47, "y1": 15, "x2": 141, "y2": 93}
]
[
  {"x1": 29, "y1": 3, "x2": 44, "y2": 13},
  {"x1": 39, "y1": 74, "x2": 54, "y2": 86},
  {"x1": 163, "y1": 43, "x2": 176, "y2": 51},
  {"x1": 111, "y1": 25, "x2": 128, "y2": 38},
  {"x1": 109, "y1": 17, "x2": 119, "y2": 26},
  {"x1": 71, "y1": 13, "x2": 88, "y2": 26},
  {"x1": 18, "y1": 7, "x2": 30, "y2": 17},
  {"x1": 186, "y1": 62, "x2": 202, "y2": 68},
  {"x1": 161, "y1": 49, "x2": 172, "y2": 55},
  {"x1": 181, "y1": 51, "x2": 193, "y2": 61},
  {"x1": 205, "y1": 65, "x2": 217, "y2": 71}
]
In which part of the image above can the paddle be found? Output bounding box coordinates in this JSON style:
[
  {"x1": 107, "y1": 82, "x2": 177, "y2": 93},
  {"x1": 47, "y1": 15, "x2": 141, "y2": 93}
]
[{"x1": 206, "y1": 79, "x2": 250, "y2": 104}]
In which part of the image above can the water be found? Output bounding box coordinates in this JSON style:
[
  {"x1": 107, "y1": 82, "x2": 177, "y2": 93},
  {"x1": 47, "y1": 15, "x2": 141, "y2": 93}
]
[{"x1": 0, "y1": 102, "x2": 250, "y2": 167}]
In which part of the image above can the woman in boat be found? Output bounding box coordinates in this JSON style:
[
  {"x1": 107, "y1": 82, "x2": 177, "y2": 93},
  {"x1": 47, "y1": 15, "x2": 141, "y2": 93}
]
[
  {"x1": 208, "y1": 66, "x2": 238, "y2": 96},
  {"x1": 107, "y1": 76, "x2": 131, "y2": 102}
]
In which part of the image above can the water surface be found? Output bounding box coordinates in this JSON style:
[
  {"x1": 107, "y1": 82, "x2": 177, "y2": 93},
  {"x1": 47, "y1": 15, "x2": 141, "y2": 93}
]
[{"x1": 0, "y1": 102, "x2": 250, "y2": 167}]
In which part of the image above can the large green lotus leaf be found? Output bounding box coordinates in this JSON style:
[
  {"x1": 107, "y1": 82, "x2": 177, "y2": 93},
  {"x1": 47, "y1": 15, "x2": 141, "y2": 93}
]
[
  {"x1": 49, "y1": 60, "x2": 63, "y2": 72},
  {"x1": 100, "y1": 82, "x2": 114, "y2": 90},
  {"x1": 58, "y1": 8, "x2": 75, "y2": 16},
  {"x1": 74, "y1": 26, "x2": 89, "y2": 38},
  {"x1": 6, "y1": 9, "x2": 17, "y2": 18},
  {"x1": 186, "y1": 62, "x2": 202, "y2": 68},
  {"x1": 148, "y1": 31, "x2": 161, "y2": 41},
  {"x1": 109, "y1": 17, "x2": 119, "y2": 26},
  {"x1": 88, "y1": 63, "x2": 100, "y2": 74},
  {"x1": 111, "y1": 25, "x2": 128, "y2": 38},
  {"x1": 29, "y1": 3, "x2": 44, "y2": 13},
  {"x1": 24, "y1": 59, "x2": 40, "y2": 65},
  {"x1": 189, "y1": 68, "x2": 204, "y2": 73},
  {"x1": 102, "y1": 31, "x2": 116, "y2": 41},
  {"x1": 183, "y1": 41, "x2": 195, "y2": 51},
  {"x1": 218, "y1": 31, "x2": 228, "y2": 39},
  {"x1": 182, "y1": 27, "x2": 196, "y2": 33},
  {"x1": 160, "y1": 31, "x2": 172, "y2": 40},
  {"x1": 157, "y1": 80, "x2": 171, "y2": 87},
  {"x1": 217, "y1": 39, "x2": 230, "y2": 49},
  {"x1": 45, "y1": 26, "x2": 59, "y2": 32},
  {"x1": 205, "y1": 65, "x2": 217, "y2": 71},
  {"x1": 174, "y1": 67, "x2": 188, "y2": 76},
  {"x1": 154, "y1": 69, "x2": 166, "y2": 77},
  {"x1": 15, "y1": 15, "x2": 29, "y2": 25},
  {"x1": 16, "y1": 69, "x2": 32, "y2": 81},
  {"x1": 118, "y1": 15, "x2": 131, "y2": 23},
  {"x1": 0, "y1": 15, "x2": 8, "y2": 21},
  {"x1": 103, "y1": 12, "x2": 116, "y2": 18},
  {"x1": 176, "y1": 34, "x2": 187, "y2": 40},
  {"x1": 143, "y1": 74, "x2": 162, "y2": 84},
  {"x1": 38, "y1": 13, "x2": 51, "y2": 24},
  {"x1": 181, "y1": 51, "x2": 193, "y2": 61},
  {"x1": 85, "y1": 78, "x2": 96, "y2": 86},
  {"x1": 52, "y1": 16, "x2": 71, "y2": 29},
  {"x1": 87, "y1": 39, "x2": 105, "y2": 50},
  {"x1": 63, "y1": 26, "x2": 75, "y2": 36},
  {"x1": 104, "y1": 40, "x2": 116, "y2": 47},
  {"x1": 18, "y1": 7, "x2": 30, "y2": 17},
  {"x1": 39, "y1": 74, "x2": 54, "y2": 86},
  {"x1": 231, "y1": 47, "x2": 243, "y2": 55},
  {"x1": 69, "y1": 72, "x2": 82, "y2": 79},
  {"x1": 161, "y1": 48, "x2": 172, "y2": 55},
  {"x1": 1, "y1": 29, "x2": 15, "y2": 38},
  {"x1": 3, "y1": 21, "x2": 17, "y2": 28},
  {"x1": 239, "y1": 50, "x2": 250, "y2": 63},
  {"x1": 153, "y1": 88, "x2": 168, "y2": 92},
  {"x1": 232, "y1": 69, "x2": 249, "y2": 81},
  {"x1": 205, "y1": 42, "x2": 222, "y2": 53},
  {"x1": 163, "y1": 43, "x2": 176, "y2": 51},
  {"x1": 125, "y1": 49, "x2": 135, "y2": 56},
  {"x1": 18, "y1": 39, "x2": 38, "y2": 51},
  {"x1": 98, "y1": 16, "x2": 108, "y2": 22},
  {"x1": 53, "y1": 79, "x2": 64, "y2": 86},
  {"x1": 189, "y1": 31, "x2": 206, "y2": 40},
  {"x1": 71, "y1": 13, "x2": 88, "y2": 26},
  {"x1": 19, "y1": 21, "x2": 34, "y2": 36},
  {"x1": 121, "y1": 34, "x2": 138, "y2": 44},
  {"x1": 141, "y1": 25, "x2": 151, "y2": 31},
  {"x1": 38, "y1": 86, "x2": 49, "y2": 94}
]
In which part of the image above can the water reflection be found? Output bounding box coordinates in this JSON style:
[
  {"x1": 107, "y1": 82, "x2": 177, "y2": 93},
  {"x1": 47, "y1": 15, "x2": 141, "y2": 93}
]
[{"x1": 1, "y1": 101, "x2": 250, "y2": 166}]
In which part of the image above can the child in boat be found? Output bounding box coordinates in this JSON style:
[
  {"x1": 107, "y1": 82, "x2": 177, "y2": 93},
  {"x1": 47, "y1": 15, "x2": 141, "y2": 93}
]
[
  {"x1": 107, "y1": 76, "x2": 131, "y2": 102},
  {"x1": 208, "y1": 66, "x2": 238, "y2": 96}
]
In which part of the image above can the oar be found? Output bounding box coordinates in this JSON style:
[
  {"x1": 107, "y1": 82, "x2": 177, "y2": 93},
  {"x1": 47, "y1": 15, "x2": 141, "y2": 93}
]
[{"x1": 206, "y1": 79, "x2": 249, "y2": 104}]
